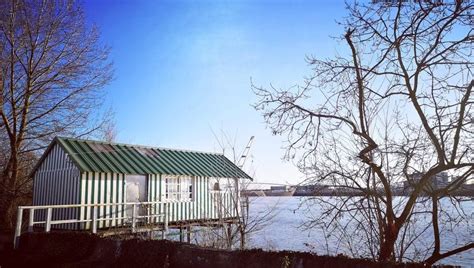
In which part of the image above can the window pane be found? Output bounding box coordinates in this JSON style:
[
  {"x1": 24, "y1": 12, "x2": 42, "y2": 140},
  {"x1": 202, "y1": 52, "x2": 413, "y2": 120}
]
[{"x1": 164, "y1": 176, "x2": 193, "y2": 201}]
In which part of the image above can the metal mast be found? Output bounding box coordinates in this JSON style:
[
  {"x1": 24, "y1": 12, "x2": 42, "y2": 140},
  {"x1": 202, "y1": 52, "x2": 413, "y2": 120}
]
[
  {"x1": 236, "y1": 136, "x2": 254, "y2": 225},
  {"x1": 237, "y1": 136, "x2": 254, "y2": 169}
]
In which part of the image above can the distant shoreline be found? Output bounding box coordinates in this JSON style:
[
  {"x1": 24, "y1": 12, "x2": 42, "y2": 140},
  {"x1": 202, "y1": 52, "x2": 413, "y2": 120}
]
[{"x1": 242, "y1": 189, "x2": 474, "y2": 197}]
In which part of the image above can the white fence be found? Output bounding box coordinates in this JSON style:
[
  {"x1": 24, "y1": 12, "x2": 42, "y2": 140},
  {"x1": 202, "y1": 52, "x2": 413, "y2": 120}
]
[
  {"x1": 14, "y1": 201, "x2": 173, "y2": 249},
  {"x1": 14, "y1": 192, "x2": 239, "y2": 249}
]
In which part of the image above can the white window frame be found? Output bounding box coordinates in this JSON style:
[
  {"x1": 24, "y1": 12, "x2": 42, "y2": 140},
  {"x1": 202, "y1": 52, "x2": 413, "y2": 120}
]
[{"x1": 164, "y1": 175, "x2": 194, "y2": 201}]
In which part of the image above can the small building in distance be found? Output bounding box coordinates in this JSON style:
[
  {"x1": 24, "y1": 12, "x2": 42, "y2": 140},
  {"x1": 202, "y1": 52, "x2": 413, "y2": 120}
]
[
  {"x1": 270, "y1": 185, "x2": 291, "y2": 192},
  {"x1": 264, "y1": 185, "x2": 296, "y2": 196},
  {"x1": 30, "y1": 137, "x2": 252, "y2": 230},
  {"x1": 403, "y1": 172, "x2": 450, "y2": 192},
  {"x1": 294, "y1": 184, "x2": 328, "y2": 196}
]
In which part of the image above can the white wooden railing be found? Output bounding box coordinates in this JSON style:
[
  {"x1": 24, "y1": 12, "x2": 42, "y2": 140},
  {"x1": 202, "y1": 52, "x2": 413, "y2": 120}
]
[
  {"x1": 14, "y1": 201, "x2": 171, "y2": 249},
  {"x1": 14, "y1": 192, "x2": 239, "y2": 249}
]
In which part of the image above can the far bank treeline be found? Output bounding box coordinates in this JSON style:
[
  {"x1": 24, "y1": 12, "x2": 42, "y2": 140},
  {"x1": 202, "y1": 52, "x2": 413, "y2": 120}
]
[
  {"x1": 0, "y1": 0, "x2": 113, "y2": 230},
  {"x1": 243, "y1": 180, "x2": 474, "y2": 197}
]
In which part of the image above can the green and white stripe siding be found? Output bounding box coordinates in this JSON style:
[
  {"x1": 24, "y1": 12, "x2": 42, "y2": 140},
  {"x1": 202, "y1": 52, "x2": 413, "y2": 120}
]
[
  {"x1": 36, "y1": 167, "x2": 238, "y2": 231},
  {"x1": 79, "y1": 172, "x2": 125, "y2": 229},
  {"x1": 156, "y1": 176, "x2": 237, "y2": 223},
  {"x1": 147, "y1": 174, "x2": 162, "y2": 223}
]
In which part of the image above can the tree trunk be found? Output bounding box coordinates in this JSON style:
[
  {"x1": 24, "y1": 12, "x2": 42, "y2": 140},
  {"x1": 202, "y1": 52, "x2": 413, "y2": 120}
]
[
  {"x1": 0, "y1": 151, "x2": 19, "y2": 230},
  {"x1": 240, "y1": 227, "x2": 245, "y2": 250},
  {"x1": 379, "y1": 223, "x2": 398, "y2": 261},
  {"x1": 0, "y1": 196, "x2": 16, "y2": 230}
]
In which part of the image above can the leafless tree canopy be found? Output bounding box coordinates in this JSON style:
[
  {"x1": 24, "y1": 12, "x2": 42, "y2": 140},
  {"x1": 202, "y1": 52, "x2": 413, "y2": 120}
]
[
  {"x1": 208, "y1": 128, "x2": 276, "y2": 250},
  {"x1": 0, "y1": 0, "x2": 113, "y2": 229},
  {"x1": 254, "y1": 1, "x2": 472, "y2": 265}
]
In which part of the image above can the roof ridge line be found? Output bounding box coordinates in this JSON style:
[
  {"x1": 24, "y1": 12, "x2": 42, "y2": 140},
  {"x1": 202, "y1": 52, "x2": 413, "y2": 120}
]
[{"x1": 56, "y1": 136, "x2": 225, "y2": 156}]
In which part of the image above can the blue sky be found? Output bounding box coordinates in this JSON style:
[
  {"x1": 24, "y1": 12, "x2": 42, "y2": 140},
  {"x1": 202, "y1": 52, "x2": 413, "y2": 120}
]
[{"x1": 83, "y1": 0, "x2": 347, "y2": 185}]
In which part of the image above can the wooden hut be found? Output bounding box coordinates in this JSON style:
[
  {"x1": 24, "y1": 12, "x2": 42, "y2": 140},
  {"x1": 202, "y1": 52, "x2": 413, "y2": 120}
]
[{"x1": 30, "y1": 137, "x2": 252, "y2": 230}]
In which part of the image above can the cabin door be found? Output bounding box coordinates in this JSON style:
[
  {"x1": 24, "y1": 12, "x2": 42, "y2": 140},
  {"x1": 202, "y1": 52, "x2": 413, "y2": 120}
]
[{"x1": 125, "y1": 175, "x2": 147, "y2": 220}]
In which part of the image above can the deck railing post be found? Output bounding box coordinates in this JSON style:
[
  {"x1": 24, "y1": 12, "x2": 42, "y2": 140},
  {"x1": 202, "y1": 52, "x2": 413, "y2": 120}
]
[
  {"x1": 28, "y1": 208, "x2": 35, "y2": 232},
  {"x1": 132, "y1": 204, "x2": 137, "y2": 233},
  {"x1": 163, "y1": 203, "x2": 168, "y2": 239},
  {"x1": 13, "y1": 207, "x2": 23, "y2": 249},
  {"x1": 186, "y1": 225, "x2": 191, "y2": 243},
  {"x1": 92, "y1": 206, "x2": 98, "y2": 234},
  {"x1": 45, "y1": 207, "x2": 52, "y2": 232}
]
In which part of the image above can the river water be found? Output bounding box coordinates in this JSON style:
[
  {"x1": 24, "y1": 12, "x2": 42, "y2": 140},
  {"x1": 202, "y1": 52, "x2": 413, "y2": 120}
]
[{"x1": 246, "y1": 196, "x2": 473, "y2": 267}]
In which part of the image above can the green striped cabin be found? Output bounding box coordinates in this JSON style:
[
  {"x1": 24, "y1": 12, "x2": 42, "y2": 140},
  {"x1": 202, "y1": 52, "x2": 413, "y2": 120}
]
[{"x1": 31, "y1": 137, "x2": 252, "y2": 230}]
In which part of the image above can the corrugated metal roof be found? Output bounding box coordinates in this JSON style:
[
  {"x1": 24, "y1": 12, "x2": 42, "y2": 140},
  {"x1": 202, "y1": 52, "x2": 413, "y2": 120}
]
[{"x1": 35, "y1": 137, "x2": 252, "y2": 179}]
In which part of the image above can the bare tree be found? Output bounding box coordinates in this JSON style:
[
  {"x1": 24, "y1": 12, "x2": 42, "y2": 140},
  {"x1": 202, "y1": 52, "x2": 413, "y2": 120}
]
[
  {"x1": 0, "y1": 0, "x2": 113, "y2": 230},
  {"x1": 199, "y1": 128, "x2": 276, "y2": 250},
  {"x1": 254, "y1": 1, "x2": 472, "y2": 265},
  {"x1": 99, "y1": 109, "x2": 117, "y2": 143}
]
